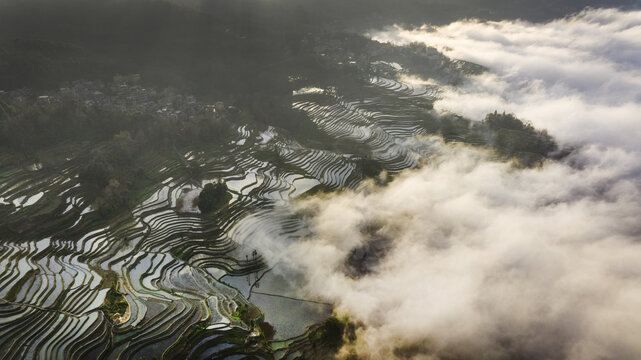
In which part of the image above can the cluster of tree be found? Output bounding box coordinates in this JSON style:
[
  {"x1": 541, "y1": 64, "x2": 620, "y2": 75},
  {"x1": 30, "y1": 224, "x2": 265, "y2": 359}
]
[
  {"x1": 484, "y1": 111, "x2": 557, "y2": 158},
  {"x1": 356, "y1": 157, "x2": 384, "y2": 179},
  {"x1": 77, "y1": 131, "x2": 140, "y2": 216},
  {"x1": 384, "y1": 42, "x2": 485, "y2": 83},
  {"x1": 424, "y1": 111, "x2": 558, "y2": 166},
  {"x1": 98, "y1": 270, "x2": 128, "y2": 321},
  {"x1": 101, "y1": 288, "x2": 128, "y2": 321},
  {"x1": 281, "y1": 316, "x2": 358, "y2": 359},
  {"x1": 197, "y1": 182, "x2": 231, "y2": 213},
  {"x1": 76, "y1": 115, "x2": 233, "y2": 216},
  {"x1": 309, "y1": 316, "x2": 346, "y2": 351}
]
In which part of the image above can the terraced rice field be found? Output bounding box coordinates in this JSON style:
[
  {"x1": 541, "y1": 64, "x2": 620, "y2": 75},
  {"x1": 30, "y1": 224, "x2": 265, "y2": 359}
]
[{"x1": 0, "y1": 73, "x2": 443, "y2": 359}]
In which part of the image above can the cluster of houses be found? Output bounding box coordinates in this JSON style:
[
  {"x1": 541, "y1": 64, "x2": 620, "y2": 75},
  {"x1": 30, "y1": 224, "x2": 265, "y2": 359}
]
[{"x1": 0, "y1": 74, "x2": 227, "y2": 122}]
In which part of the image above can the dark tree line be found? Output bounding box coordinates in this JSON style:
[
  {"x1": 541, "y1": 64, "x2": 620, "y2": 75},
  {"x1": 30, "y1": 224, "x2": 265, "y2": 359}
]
[{"x1": 424, "y1": 111, "x2": 558, "y2": 166}]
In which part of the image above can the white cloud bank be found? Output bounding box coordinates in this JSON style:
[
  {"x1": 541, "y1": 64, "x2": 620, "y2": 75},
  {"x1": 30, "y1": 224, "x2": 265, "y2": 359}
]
[
  {"x1": 258, "y1": 8, "x2": 641, "y2": 360},
  {"x1": 373, "y1": 8, "x2": 641, "y2": 152},
  {"x1": 286, "y1": 143, "x2": 641, "y2": 359}
]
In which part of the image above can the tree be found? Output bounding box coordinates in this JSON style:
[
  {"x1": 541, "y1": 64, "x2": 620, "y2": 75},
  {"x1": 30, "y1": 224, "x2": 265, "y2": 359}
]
[
  {"x1": 484, "y1": 111, "x2": 557, "y2": 157},
  {"x1": 79, "y1": 156, "x2": 111, "y2": 191},
  {"x1": 197, "y1": 182, "x2": 230, "y2": 213},
  {"x1": 356, "y1": 157, "x2": 383, "y2": 179}
]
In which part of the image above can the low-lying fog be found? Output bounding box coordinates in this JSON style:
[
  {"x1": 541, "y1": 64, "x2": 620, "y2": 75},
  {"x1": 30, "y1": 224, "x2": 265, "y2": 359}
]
[{"x1": 252, "y1": 8, "x2": 641, "y2": 360}]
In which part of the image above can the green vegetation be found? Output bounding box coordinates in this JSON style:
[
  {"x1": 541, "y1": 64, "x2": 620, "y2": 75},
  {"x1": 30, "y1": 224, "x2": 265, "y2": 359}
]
[
  {"x1": 231, "y1": 303, "x2": 250, "y2": 324},
  {"x1": 98, "y1": 271, "x2": 128, "y2": 321},
  {"x1": 355, "y1": 157, "x2": 385, "y2": 179},
  {"x1": 484, "y1": 111, "x2": 557, "y2": 158},
  {"x1": 309, "y1": 316, "x2": 346, "y2": 351},
  {"x1": 231, "y1": 303, "x2": 264, "y2": 327},
  {"x1": 423, "y1": 111, "x2": 558, "y2": 166},
  {"x1": 101, "y1": 288, "x2": 128, "y2": 321},
  {"x1": 280, "y1": 316, "x2": 359, "y2": 359},
  {"x1": 78, "y1": 136, "x2": 139, "y2": 216},
  {"x1": 197, "y1": 182, "x2": 231, "y2": 213}
]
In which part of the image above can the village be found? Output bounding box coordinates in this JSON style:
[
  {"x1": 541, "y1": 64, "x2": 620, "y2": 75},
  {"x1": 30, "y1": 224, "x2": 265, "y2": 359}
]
[{"x1": 0, "y1": 74, "x2": 227, "y2": 122}]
